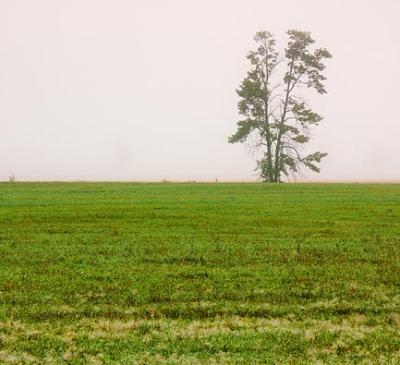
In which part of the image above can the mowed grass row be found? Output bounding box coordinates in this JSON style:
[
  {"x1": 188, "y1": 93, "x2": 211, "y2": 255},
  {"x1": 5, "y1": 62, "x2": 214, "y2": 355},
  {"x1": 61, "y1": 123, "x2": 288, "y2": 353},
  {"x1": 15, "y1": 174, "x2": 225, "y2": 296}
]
[{"x1": 0, "y1": 182, "x2": 399, "y2": 364}]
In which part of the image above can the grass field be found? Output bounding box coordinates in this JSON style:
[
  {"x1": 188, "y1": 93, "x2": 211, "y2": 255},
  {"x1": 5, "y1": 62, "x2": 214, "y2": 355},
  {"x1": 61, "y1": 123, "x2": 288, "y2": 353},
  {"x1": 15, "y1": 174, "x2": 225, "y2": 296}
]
[{"x1": 0, "y1": 182, "x2": 399, "y2": 364}]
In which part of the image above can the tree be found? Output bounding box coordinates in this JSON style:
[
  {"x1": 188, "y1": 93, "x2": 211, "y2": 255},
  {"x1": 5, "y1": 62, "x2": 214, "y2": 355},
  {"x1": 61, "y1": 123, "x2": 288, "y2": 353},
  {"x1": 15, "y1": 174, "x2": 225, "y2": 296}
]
[{"x1": 229, "y1": 30, "x2": 331, "y2": 182}]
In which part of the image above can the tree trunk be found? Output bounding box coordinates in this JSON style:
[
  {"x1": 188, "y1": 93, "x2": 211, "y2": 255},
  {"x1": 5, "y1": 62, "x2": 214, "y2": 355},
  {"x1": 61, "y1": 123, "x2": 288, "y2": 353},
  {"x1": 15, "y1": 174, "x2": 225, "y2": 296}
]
[{"x1": 273, "y1": 58, "x2": 294, "y2": 182}]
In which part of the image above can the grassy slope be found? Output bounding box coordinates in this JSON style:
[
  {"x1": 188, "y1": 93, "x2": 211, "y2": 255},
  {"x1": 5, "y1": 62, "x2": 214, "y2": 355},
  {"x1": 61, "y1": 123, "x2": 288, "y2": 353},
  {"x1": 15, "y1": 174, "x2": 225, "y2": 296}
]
[{"x1": 0, "y1": 183, "x2": 399, "y2": 364}]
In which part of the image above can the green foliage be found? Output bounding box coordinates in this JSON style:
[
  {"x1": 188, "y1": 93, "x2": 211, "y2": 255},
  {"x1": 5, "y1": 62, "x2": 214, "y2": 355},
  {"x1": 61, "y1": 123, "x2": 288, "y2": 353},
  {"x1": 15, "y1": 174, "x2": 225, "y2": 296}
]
[
  {"x1": 229, "y1": 30, "x2": 332, "y2": 182},
  {"x1": 0, "y1": 182, "x2": 400, "y2": 363},
  {"x1": 227, "y1": 119, "x2": 257, "y2": 144},
  {"x1": 301, "y1": 151, "x2": 329, "y2": 173}
]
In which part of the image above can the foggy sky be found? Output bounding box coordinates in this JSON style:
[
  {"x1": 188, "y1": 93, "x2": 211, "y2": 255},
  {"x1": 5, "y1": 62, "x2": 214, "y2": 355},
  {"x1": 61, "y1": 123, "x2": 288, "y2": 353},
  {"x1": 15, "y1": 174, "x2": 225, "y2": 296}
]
[{"x1": 1, "y1": 0, "x2": 399, "y2": 182}]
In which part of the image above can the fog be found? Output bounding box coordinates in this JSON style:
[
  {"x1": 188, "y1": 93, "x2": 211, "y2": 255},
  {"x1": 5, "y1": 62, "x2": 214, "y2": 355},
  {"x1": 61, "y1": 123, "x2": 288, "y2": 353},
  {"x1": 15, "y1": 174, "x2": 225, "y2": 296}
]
[{"x1": 1, "y1": 0, "x2": 399, "y2": 182}]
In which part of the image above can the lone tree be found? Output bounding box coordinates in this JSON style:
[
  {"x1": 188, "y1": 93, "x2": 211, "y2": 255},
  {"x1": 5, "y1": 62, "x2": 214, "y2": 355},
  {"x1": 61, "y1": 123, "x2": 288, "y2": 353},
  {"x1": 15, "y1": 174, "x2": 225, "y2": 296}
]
[{"x1": 229, "y1": 30, "x2": 331, "y2": 182}]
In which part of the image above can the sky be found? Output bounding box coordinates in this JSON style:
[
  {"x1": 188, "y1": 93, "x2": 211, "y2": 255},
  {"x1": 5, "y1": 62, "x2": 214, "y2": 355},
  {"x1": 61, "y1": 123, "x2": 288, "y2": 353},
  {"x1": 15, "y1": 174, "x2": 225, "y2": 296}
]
[{"x1": 1, "y1": 0, "x2": 399, "y2": 182}]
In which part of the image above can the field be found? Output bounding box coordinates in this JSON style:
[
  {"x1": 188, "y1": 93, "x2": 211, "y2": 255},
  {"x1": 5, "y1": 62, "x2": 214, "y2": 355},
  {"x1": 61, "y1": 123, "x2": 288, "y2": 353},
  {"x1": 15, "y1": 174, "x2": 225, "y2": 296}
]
[{"x1": 0, "y1": 182, "x2": 399, "y2": 364}]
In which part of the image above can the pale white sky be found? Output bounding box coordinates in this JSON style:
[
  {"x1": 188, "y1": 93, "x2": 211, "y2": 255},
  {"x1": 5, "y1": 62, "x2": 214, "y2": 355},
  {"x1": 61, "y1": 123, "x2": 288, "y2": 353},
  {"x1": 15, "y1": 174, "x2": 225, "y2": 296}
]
[{"x1": 1, "y1": 0, "x2": 399, "y2": 181}]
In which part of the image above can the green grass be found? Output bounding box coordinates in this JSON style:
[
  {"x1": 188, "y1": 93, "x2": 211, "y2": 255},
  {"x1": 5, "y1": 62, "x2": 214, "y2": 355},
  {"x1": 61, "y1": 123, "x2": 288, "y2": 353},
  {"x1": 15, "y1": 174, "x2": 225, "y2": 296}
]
[{"x1": 0, "y1": 182, "x2": 399, "y2": 364}]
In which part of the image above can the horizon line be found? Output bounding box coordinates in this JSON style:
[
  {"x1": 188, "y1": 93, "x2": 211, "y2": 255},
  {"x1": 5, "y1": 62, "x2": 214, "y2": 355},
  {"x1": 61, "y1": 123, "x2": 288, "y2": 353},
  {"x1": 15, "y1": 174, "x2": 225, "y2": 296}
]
[{"x1": 1, "y1": 179, "x2": 400, "y2": 184}]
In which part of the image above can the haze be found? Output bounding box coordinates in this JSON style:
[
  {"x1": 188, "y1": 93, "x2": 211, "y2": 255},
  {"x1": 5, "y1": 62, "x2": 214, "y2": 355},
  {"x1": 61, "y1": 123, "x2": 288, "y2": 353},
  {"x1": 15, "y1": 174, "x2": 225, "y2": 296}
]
[{"x1": 1, "y1": 0, "x2": 399, "y2": 182}]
